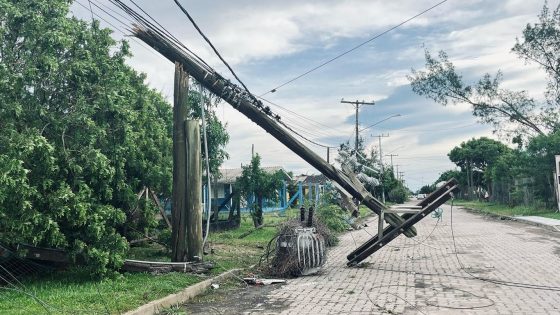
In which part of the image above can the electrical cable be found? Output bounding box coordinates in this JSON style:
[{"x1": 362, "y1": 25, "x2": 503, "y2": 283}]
[
  {"x1": 74, "y1": 0, "x2": 164, "y2": 61},
  {"x1": 87, "y1": 0, "x2": 95, "y2": 22},
  {"x1": 258, "y1": 96, "x2": 350, "y2": 135},
  {"x1": 172, "y1": 0, "x2": 255, "y2": 97},
  {"x1": 125, "y1": 0, "x2": 213, "y2": 70},
  {"x1": 110, "y1": 0, "x2": 213, "y2": 72},
  {"x1": 261, "y1": 0, "x2": 449, "y2": 96},
  {"x1": 0, "y1": 265, "x2": 54, "y2": 314},
  {"x1": 281, "y1": 120, "x2": 342, "y2": 144},
  {"x1": 448, "y1": 199, "x2": 560, "y2": 291},
  {"x1": 75, "y1": 1, "x2": 130, "y2": 33},
  {"x1": 278, "y1": 120, "x2": 337, "y2": 148},
  {"x1": 113, "y1": 0, "x2": 346, "y2": 151},
  {"x1": 85, "y1": 0, "x2": 132, "y2": 31},
  {"x1": 200, "y1": 85, "x2": 213, "y2": 252}
]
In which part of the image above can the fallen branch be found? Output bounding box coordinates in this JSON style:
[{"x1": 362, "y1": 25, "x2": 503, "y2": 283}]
[{"x1": 122, "y1": 259, "x2": 214, "y2": 273}]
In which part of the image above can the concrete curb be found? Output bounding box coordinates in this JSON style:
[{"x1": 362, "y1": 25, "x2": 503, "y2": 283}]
[
  {"x1": 123, "y1": 268, "x2": 240, "y2": 315},
  {"x1": 460, "y1": 206, "x2": 560, "y2": 233}
]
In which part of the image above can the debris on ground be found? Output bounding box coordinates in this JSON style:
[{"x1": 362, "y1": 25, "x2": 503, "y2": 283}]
[{"x1": 243, "y1": 277, "x2": 286, "y2": 285}]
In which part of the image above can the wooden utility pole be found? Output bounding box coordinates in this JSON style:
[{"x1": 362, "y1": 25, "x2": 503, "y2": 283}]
[
  {"x1": 185, "y1": 120, "x2": 202, "y2": 260},
  {"x1": 373, "y1": 134, "x2": 389, "y2": 203},
  {"x1": 172, "y1": 62, "x2": 189, "y2": 262},
  {"x1": 385, "y1": 154, "x2": 398, "y2": 170},
  {"x1": 341, "y1": 99, "x2": 375, "y2": 154},
  {"x1": 135, "y1": 29, "x2": 417, "y2": 238}
]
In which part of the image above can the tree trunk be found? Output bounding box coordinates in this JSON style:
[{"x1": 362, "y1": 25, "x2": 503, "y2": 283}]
[{"x1": 255, "y1": 195, "x2": 264, "y2": 227}]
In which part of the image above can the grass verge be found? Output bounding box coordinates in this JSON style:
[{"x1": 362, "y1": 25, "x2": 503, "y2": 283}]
[
  {"x1": 453, "y1": 200, "x2": 560, "y2": 220},
  {"x1": 1, "y1": 206, "x2": 355, "y2": 314}
]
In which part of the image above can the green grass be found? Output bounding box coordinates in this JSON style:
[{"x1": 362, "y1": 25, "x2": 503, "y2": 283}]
[
  {"x1": 0, "y1": 211, "x2": 298, "y2": 315},
  {"x1": 454, "y1": 200, "x2": 560, "y2": 220},
  {"x1": 0, "y1": 269, "x2": 201, "y2": 314},
  {"x1": 0, "y1": 206, "x2": 362, "y2": 314}
]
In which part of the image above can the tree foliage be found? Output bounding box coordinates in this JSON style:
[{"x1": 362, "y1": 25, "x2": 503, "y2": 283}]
[
  {"x1": 418, "y1": 185, "x2": 435, "y2": 195},
  {"x1": 0, "y1": 0, "x2": 229, "y2": 275},
  {"x1": 447, "y1": 137, "x2": 511, "y2": 197},
  {"x1": 408, "y1": 3, "x2": 560, "y2": 140},
  {"x1": 235, "y1": 154, "x2": 284, "y2": 227}
]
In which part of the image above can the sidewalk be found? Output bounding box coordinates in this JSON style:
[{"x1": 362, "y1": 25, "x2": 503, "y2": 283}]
[
  {"x1": 513, "y1": 215, "x2": 560, "y2": 231},
  {"x1": 263, "y1": 204, "x2": 560, "y2": 314}
]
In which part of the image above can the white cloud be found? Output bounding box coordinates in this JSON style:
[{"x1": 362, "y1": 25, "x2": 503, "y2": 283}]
[{"x1": 70, "y1": 0, "x2": 559, "y2": 191}]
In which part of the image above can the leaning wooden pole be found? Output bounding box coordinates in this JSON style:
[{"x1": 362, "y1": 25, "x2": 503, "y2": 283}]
[
  {"x1": 185, "y1": 120, "x2": 203, "y2": 260},
  {"x1": 133, "y1": 28, "x2": 416, "y2": 237},
  {"x1": 171, "y1": 62, "x2": 189, "y2": 262}
]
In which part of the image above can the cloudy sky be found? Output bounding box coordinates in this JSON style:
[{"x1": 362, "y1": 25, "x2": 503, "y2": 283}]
[{"x1": 71, "y1": 0, "x2": 556, "y2": 191}]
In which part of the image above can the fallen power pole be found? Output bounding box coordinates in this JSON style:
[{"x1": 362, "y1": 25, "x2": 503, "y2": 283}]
[
  {"x1": 128, "y1": 25, "x2": 416, "y2": 237},
  {"x1": 110, "y1": 0, "x2": 467, "y2": 264}
]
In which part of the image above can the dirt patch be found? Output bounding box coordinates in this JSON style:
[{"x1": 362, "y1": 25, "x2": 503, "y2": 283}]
[{"x1": 183, "y1": 277, "x2": 289, "y2": 315}]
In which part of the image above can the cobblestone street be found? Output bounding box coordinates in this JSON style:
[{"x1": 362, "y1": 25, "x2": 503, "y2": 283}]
[{"x1": 263, "y1": 204, "x2": 560, "y2": 314}]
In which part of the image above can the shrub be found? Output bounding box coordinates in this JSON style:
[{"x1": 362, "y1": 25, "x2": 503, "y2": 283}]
[
  {"x1": 315, "y1": 204, "x2": 349, "y2": 233},
  {"x1": 389, "y1": 186, "x2": 408, "y2": 204}
]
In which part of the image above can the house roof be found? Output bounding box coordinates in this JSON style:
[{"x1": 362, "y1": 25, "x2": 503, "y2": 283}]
[
  {"x1": 294, "y1": 174, "x2": 329, "y2": 184},
  {"x1": 218, "y1": 166, "x2": 291, "y2": 184}
]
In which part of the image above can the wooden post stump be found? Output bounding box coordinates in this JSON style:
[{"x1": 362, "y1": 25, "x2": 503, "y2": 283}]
[{"x1": 185, "y1": 120, "x2": 202, "y2": 260}]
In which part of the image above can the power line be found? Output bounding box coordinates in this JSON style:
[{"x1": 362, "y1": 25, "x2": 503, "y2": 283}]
[
  {"x1": 258, "y1": 96, "x2": 350, "y2": 135},
  {"x1": 74, "y1": 0, "x2": 164, "y2": 60},
  {"x1": 170, "y1": 0, "x2": 353, "y2": 148},
  {"x1": 110, "y1": 0, "x2": 213, "y2": 71},
  {"x1": 261, "y1": 0, "x2": 449, "y2": 96},
  {"x1": 282, "y1": 120, "x2": 342, "y2": 144},
  {"x1": 377, "y1": 123, "x2": 479, "y2": 134},
  {"x1": 172, "y1": 0, "x2": 255, "y2": 97}
]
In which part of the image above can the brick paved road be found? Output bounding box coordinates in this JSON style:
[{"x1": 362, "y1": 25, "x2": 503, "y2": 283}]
[{"x1": 264, "y1": 204, "x2": 560, "y2": 314}]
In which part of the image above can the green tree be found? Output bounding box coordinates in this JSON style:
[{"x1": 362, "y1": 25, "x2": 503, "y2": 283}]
[
  {"x1": 436, "y1": 170, "x2": 463, "y2": 184},
  {"x1": 0, "y1": 0, "x2": 228, "y2": 275},
  {"x1": 408, "y1": 3, "x2": 560, "y2": 140},
  {"x1": 448, "y1": 137, "x2": 511, "y2": 199},
  {"x1": 418, "y1": 185, "x2": 435, "y2": 195},
  {"x1": 235, "y1": 154, "x2": 283, "y2": 227},
  {"x1": 187, "y1": 87, "x2": 229, "y2": 175},
  {"x1": 522, "y1": 130, "x2": 560, "y2": 206},
  {"x1": 388, "y1": 185, "x2": 408, "y2": 204}
]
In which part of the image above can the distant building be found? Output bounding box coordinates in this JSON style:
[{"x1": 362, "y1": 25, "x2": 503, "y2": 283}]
[{"x1": 209, "y1": 166, "x2": 292, "y2": 212}]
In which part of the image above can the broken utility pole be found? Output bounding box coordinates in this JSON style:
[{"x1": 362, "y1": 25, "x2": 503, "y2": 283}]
[
  {"x1": 132, "y1": 26, "x2": 416, "y2": 238},
  {"x1": 171, "y1": 62, "x2": 189, "y2": 262}
]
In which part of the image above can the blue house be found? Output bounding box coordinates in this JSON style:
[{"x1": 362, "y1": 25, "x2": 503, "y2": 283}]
[{"x1": 207, "y1": 166, "x2": 293, "y2": 214}]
